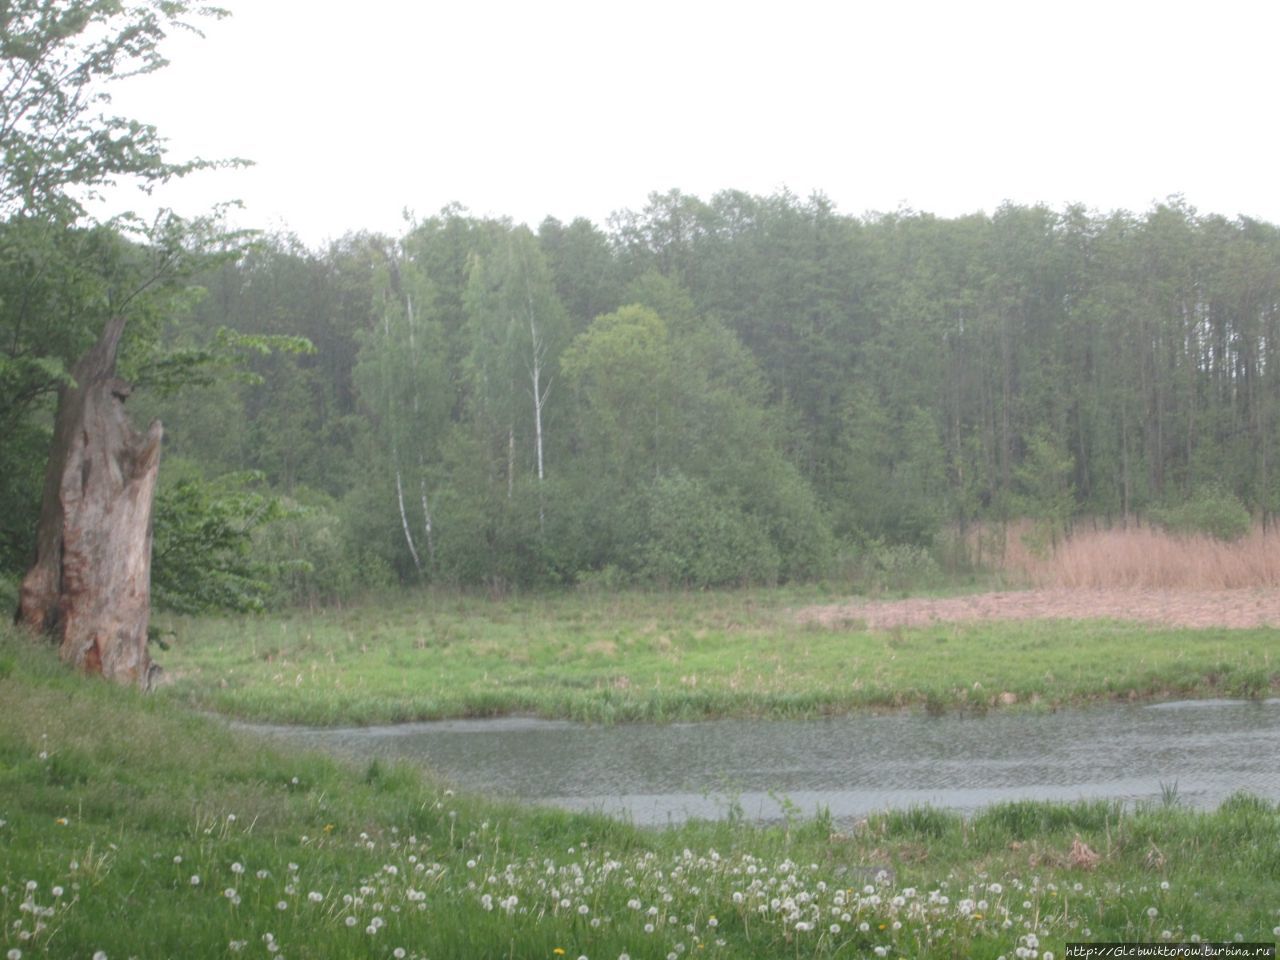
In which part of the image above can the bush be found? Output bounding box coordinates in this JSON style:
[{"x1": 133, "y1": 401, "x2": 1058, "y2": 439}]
[
  {"x1": 0, "y1": 572, "x2": 17, "y2": 617},
  {"x1": 252, "y1": 488, "x2": 395, "y2": 608},
  {"x1": 835, "y1": 539, "x2": 944, "y2": 593},
  {"x1": 636, "y1": 473, "x2": 780, "y2": 587},
  {"x1": 1151, "y1": 488, "x2": 1252, "y2": 542}
]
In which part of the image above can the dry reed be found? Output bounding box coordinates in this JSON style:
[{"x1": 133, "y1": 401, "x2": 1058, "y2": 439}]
[{"x1": 1002, "y1": 521, "x2": 1280, "y2": 590}]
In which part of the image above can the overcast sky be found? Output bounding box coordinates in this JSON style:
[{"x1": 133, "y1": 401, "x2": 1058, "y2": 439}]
[{"x1": 93, "y1": 0, "x2": 1280, "y2": 247}]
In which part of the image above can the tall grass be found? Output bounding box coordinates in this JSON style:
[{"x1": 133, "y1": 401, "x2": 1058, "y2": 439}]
[{"x1": 999, "y1": 520, "x2": 1280, "y2": 590}]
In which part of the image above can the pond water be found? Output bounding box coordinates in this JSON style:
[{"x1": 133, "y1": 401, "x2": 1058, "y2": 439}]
[{"x1": 239, "y1": 698, "x2": 1280, "y2": 826}]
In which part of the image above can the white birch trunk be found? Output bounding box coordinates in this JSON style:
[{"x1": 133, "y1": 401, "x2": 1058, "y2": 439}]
[
  {"x1": 529, "y1": 309, "x2": 549, "y2": 532},
  {"x1": 404, "y1": 290, "x2": 436, "y2": 565},
  {"x1": 393, "y1": 460, "x2": 423, "y2": 575},
  {"x1": 384, "y1": 296, "x2": 422, "y2": 576}
]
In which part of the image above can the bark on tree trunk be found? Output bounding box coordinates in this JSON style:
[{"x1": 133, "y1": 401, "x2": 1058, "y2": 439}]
[{"x1": 16, "y1": 315, "x2": 163, "y2": 689}]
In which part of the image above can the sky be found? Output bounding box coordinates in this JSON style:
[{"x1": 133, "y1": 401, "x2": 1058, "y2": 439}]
[{"x1": 93, "y1": 0, "x2": 1280, "y2": 248}]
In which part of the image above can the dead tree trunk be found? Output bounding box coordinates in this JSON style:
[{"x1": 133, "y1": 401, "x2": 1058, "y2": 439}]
[{"x1": 16, "y1": 315, "x2": 163, "y2": 689}]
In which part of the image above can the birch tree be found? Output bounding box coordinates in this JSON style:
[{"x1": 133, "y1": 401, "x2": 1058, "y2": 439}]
[
  {"x1": 353, "y1": 243, "x2": 449, "y2": 576},
  {"x1": 463, "y1": 226, "x2": 568, "y2": 529}
]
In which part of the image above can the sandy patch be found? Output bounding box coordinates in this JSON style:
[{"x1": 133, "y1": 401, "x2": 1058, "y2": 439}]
[{"x1": 796, "y1": 588, "x2": 1280, "y2": 630}]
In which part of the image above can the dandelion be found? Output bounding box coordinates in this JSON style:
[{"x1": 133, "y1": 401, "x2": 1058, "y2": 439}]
[
  {"x1": 190, "y1": 875, "x2": 200, "y2": 885},
  {"x1": 51, "y1": 886, "x2": 62, "y2": 898},
  {"x1": 54, "y1": 818, "x2": 67, "y2": 826},
  {"x1": 173, "y1": 856, "x2": 182, "y2": 865},
  {"x1": 553, "y1": 951, "x2": 566, "y2": 957},
  {"x1": 7, "y1": 949, "x2": 21, "y2": 960},
  {"x1": 344, "y1": 917, "x2": 357, "y2": 927},
  {"x1": 394, "y1": 951, "x2": 406, "y2": 960},
  {"x1": 277, "y1": 901, "x2": 288, "y2": 911},
  {"x1": 365, "y1": 925, "x2": 377, "y2": 936},
  {"x1": 231, "y1": 863, "x2": 244, "y2": 875},
  {"x1": 308, "y1": 891, "x2": 324, "y2": 903},
  {"x1": 1147, "y1": 907, "x2": 1158, "y2": 919},
  {"x1": 93, "y1": 953, "x2": 107, "y2": 960},
  {"x1": 257, "y1": 869, "x2": 270, "y2": 879}
]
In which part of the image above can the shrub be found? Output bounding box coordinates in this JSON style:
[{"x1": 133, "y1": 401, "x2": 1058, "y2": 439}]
[
  {"x1": 252, "y1": 488, "x2": 395, "y2": 608},
  {"x1": 1151, "y1": 488, "x2": 1252, "y2": 542},
  {"x1": 636, "y1": 473, "x2": 780, "y2": 587}
]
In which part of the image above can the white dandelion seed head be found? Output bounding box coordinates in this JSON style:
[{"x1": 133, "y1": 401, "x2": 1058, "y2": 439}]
[{"x1": 230, "y1": 863, "x2": 244, "y2": 875}]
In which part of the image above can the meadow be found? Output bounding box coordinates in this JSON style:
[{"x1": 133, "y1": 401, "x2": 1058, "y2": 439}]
[
  {"x1": 6, "y1": 523, "x2": 1280, "y2": 957},
  {"x1": 154, "y1": 588, "x2": 1278, "y2": 725},
  {"x1": 2, "y1": 627, "x2": 1279, "y2": 959}
]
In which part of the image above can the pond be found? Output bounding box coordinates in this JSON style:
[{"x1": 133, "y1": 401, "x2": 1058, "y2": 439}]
[{"x1": 239, "y1": 698, "x2": 1280, "y2": 826}]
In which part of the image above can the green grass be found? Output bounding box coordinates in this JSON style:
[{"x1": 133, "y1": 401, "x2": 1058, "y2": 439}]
[
  {"x1": 3, "y1": 627, "x2": 1280, "y2": 959},
  {"x1": 153, "y1": 588, "x2": 1280, "y2": 725}
]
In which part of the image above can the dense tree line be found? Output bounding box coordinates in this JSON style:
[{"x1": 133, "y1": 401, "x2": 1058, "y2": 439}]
[
  {"x1": 6, "y1": 191, "x2": 1260, "y2": 603},
  {"x1": 7, "y1": 4, "x2": 1279, "y2": 615}
]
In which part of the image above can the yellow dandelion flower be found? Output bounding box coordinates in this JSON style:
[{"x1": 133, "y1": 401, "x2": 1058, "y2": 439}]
[
  {"x1": 55, "y1": 817, "x2": 68, "y2": 826},
  {"x1": 553, "y1": 950, "x2": 566, "y2": 957},
  {"x1": 323, "y1": 824, "x2": 335, "y2": 833}
]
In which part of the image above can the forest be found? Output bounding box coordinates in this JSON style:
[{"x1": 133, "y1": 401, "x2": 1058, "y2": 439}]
[
  {"x1": 4, "y1": 4, "x2": 1280, "y2": 615},
  {"x1": 6, "y1": 189, "x2": 1280, "y2": 611}
]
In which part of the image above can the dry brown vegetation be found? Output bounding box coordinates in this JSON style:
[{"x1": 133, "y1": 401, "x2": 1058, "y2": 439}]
[
  {"x1": 1003, "y1": 521, "x2": 1280, "y2": 590},
  {"x1": 799, "y1": 521, "x2": 1280, "y2": 630}
]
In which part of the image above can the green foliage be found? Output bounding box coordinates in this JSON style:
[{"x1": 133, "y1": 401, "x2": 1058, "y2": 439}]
[
  {"x1": 249, "y1": 488, "x2": 395, "y2": 608},
  {"x1": 1150, "y1": 488, "x2": 1253, "y2": 542},
  {"x1": 151, "y1": 469, "x2": 286, "y2": 614},
  {"x1": 12, "y1": 192, "x2": 1280, "y2": 600},
  {"x1": 636, "y1": 473, "x2": 780, "y2": 587},
  {"x1": 835, "y1": 540, "x2": 945, "y2": 594},
  {"x1": 0, "y1": 0, "x2": 232, "y2": 220},
  {"x1": 1014, "y1": 429, "x2": 1077, "y2": 555}
]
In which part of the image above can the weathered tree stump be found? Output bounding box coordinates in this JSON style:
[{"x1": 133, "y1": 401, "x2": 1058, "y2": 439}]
[{"x1": 16, "y1": 315, "x2": 163, "y2": 688}]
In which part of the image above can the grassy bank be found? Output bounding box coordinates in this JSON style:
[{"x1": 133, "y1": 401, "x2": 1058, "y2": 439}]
[
  {"x1": 3, "y1": 629, "x2": 1280, "y2": 958},
  {"x1": 154, "y1": 590, "x2": 1279, "y2": 725}
]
